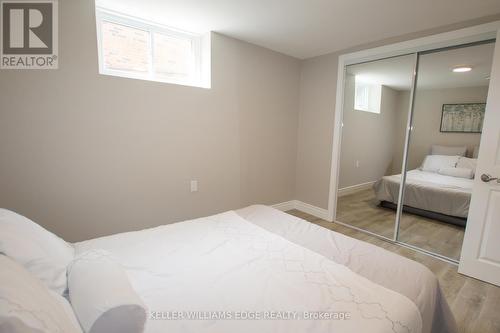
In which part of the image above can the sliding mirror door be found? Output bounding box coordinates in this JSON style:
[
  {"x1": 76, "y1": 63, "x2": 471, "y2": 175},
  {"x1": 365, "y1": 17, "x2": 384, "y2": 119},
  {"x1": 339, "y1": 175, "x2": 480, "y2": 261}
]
[
  {"x1": 336, "y1": 55, "x2": 415, "y2": 238},
  {"x1": 398, "y1": 41, "x2": 496, "y2": 260}
]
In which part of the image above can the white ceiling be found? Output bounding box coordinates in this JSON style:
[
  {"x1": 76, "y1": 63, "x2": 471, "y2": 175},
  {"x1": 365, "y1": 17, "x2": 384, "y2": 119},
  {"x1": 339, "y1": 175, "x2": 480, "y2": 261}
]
[
  {"x1": 96, "y1": 0, "x2": 500, "y2": 59},
  {"x1": 347, "y1": 55, "x2": 415, "y2": 91},
  {"x1": 347, "y1": 42, "x2": 495, "y2": 90}
]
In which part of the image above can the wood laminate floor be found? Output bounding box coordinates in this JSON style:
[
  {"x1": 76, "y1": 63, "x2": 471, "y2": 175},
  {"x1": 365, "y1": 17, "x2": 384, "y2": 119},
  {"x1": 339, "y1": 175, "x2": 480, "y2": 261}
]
[
  {"x1": 286, "y1": 209, "x2": 500, "y2": 333},
  {"x1": 336, "y1": 188, "x2": 465, "y2": 260}
]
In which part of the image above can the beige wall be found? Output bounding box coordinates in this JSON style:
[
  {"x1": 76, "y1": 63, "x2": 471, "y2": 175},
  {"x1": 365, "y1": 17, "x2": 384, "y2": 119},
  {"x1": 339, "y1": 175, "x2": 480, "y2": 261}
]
[
  {"x1": 339, "y1": 75, "x2": 402, "y2": 188},
  {"x1": 0, "y1": 0, "x2": 300, "y2": 241},
  {"x1": 390, "y1": 91, "x2": 411, "y2": 175},
  {"x1": 1, "y1": 2, "x2": 498, "y2": 240},
  {"x1": 295, "y1": 15, "x2": 500, "y2": 209},
  {"x1": 295, "y1": 54, "x2": 338, "y2": 209}
]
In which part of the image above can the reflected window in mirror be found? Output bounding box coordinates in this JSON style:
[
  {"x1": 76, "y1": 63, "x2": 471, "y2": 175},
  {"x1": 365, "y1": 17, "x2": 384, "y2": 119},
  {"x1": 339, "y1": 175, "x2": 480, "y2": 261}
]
[{"x1": 354, "y1": 76, "x2": 382, "y2": 114}]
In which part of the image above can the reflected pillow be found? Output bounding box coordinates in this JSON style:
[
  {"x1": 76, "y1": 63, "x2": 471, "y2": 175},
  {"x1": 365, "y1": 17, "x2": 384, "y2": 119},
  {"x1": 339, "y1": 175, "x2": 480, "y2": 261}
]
[
  {"x1": 431, "y1": 145, "x2": 467, "y2": 157},
  {"x1": 457, "y1": 157, "x2": 478, "y2": 177},
  {"x1": 438, "y1": 167, "x2": 474, "y2": 179},
  {"x1": 420, "y1": 155, "x2": 460, "y2": 173}
]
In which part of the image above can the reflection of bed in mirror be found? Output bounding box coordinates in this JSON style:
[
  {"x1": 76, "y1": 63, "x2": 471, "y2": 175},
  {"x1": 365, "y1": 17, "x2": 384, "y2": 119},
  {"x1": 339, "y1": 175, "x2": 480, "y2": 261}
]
[{"x1": 373, "y1": 150, "x2": 477, "y2": 227}]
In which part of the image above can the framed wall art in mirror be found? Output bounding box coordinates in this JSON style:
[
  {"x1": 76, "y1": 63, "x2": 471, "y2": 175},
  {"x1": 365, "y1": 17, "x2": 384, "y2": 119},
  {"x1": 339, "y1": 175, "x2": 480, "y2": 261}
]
[{"x1": 440, "y1": 103, "x2": 486, "y2": 133}]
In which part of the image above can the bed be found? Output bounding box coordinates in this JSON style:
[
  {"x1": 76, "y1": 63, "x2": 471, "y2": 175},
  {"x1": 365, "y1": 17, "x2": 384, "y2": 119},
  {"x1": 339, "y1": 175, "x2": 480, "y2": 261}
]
[
  {"x1": 373, "y1": 155, "x2": 475, "y2": 226},
  {"x1": 0, "y1": 206, "x2": 458, "y2": 333}
]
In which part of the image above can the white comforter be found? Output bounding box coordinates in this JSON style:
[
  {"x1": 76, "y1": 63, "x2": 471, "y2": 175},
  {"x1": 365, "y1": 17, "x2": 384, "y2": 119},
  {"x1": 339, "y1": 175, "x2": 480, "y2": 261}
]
[
  {"x1": 373, "y1": 169, "x2": 473, "y2": 218},
  {"x1": 76, "y1": 211, "x2": 422, "y2": 333}
]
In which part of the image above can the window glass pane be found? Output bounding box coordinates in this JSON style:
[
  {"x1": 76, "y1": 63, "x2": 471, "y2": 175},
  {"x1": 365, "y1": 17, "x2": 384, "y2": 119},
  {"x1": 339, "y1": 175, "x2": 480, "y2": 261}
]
[
  {"x1": 102, "y1": 21, "x2": 150, "y2": 73},
  {"x1": 355, "y1": 80, "x2": 370, "y2": 111},
  {"x1": 153, "y1": 33, "x2": 194, "y2": 79},
  {"x1": 354, "y1": 76, "x2": 381, "y2": 114}
]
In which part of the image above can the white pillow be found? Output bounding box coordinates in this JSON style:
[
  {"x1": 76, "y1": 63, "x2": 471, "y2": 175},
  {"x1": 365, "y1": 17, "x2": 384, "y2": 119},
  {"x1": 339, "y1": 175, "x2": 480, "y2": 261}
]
[
  {"x1": 420, "y1": 155, "x2": 460, "y2": 173},
  {"x1": 438, "y1": 167, "x2": 474, "y2": 179},
  {"x1": 431, "y1": 145, "x2": 467, "y2": 157},
  {"x1": 68, "y1": 250, "x2": 147, "y2": 333},
  {"x1": 0, "y1": 255, "x2": 82, "y2": 333},
  {"x1": 457, "y1": 157, "x2": 478, "y2": 177},
  {"x1": 0, "y1": 209, "x2": 74, "y2": 295}
]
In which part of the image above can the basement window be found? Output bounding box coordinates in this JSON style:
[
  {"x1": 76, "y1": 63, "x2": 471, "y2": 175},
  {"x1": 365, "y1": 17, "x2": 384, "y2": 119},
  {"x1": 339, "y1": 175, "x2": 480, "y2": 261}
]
[
  {"x1": 96, "y1": 8, "x2": 211, "y2": 88},
  {"x1": 354, "y1": 76, "x2": 381, "y2": 114}
]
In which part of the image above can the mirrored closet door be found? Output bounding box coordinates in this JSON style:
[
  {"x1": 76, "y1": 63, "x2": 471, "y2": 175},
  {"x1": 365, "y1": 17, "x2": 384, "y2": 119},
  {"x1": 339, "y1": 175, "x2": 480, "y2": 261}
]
[
  {"x1": 336, "y1": 55, "x2": 415, "y2": 239},
  {"x1": 336, "y1": 39, "x2": 496, "y2": 262},
  {"x1": 398, "y1": 41, "x2": 496, "y2": 261}
]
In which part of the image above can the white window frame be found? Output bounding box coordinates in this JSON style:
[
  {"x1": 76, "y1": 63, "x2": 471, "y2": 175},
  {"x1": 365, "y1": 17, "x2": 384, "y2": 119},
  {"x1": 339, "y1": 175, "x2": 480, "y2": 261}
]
[{"x1": 95, "y1": 7, "x2": 209, "y2": 88}]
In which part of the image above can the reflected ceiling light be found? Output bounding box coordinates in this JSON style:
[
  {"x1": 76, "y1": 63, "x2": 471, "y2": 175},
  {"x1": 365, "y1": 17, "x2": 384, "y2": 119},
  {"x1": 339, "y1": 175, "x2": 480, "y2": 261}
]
[{"x1": 452, "y1": 66, "x2": 472, "y2": 73}]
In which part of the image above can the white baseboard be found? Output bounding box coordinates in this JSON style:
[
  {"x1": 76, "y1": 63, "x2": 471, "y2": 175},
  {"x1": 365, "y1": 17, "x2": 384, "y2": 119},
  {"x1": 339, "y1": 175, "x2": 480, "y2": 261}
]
[
  {"x1": 294, "y1": 201, "x2": 330, "y2": 221},
  {"x1": 271, "y1": 200, "x2": 296, "y2": 212},
  {"x1": 272, "y1": 200, "x2": 330, "y2": 221},
  {"x1": 338, "y1": 181, "x2": 375, "y2": 197}
]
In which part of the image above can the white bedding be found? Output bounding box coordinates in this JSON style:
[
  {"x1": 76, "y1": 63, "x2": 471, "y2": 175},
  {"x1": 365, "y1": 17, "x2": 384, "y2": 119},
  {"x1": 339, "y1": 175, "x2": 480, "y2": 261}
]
[
  {"x1": 75, "y1": 210, "x2": 423, "y2": 333},
  {"x1": 236, "y1": 205, "x2": 457, "y2": 333},
  {"x1": 373, "y1": 169, "x2": 473, "y2": 218}
]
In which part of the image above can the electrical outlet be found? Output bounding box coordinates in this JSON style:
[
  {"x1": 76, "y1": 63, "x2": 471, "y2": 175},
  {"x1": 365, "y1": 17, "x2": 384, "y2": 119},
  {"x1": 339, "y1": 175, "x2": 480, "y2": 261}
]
[
  {"x1": 190, "y1": 180, "x2": 198, "y2": 192},
  {"x1": 355, "y1": 160, "x2": 360, "y2": 168}
]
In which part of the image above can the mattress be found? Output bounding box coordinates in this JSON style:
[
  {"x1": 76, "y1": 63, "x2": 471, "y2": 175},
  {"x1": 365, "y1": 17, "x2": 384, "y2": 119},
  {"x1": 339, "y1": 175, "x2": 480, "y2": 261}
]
[
  {"x1": 373, "y1": 169, "x2": 473, "y2": 218},
  {"x1": 74, "y1": 205, "x2": 457, "y2": 333}
]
